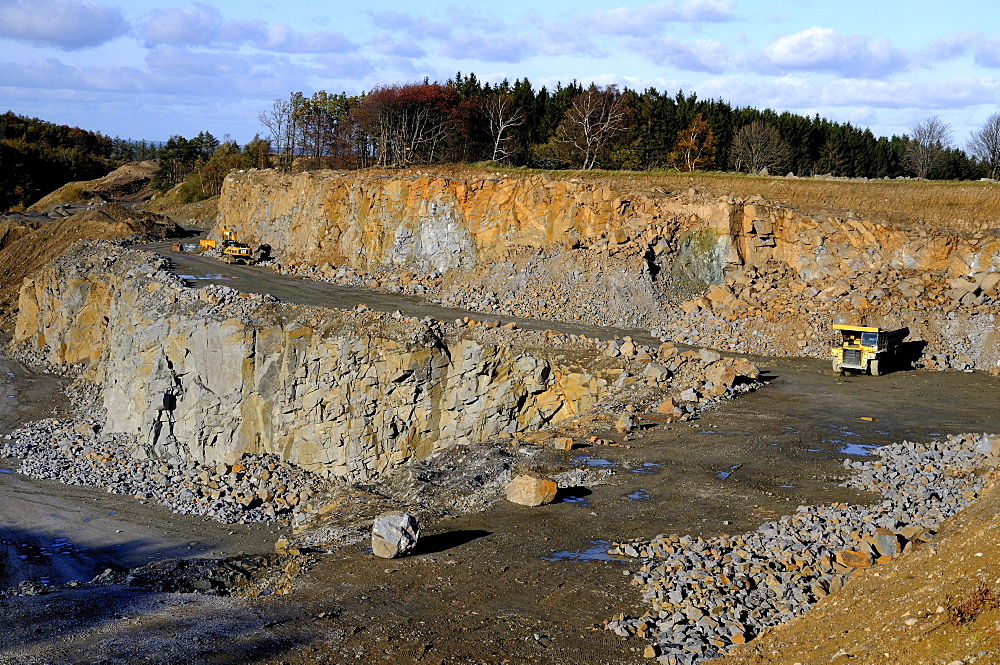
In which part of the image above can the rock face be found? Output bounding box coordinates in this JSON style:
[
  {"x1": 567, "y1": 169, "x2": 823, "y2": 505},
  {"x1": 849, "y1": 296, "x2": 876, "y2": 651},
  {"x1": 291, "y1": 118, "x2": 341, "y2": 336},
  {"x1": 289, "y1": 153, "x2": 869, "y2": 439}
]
[
  {"x1": 11, "y1": 245, "x2": 653, "y2": 482},
  {"x1": 505, "y1": 472, "x2": 558, "y2": 506},
  {"x1": 217, "y1": 170, "x2": 1000, "y2": 371},
  {"x1": 371, "y1": 511, "x2": 420, "y2": 559}
]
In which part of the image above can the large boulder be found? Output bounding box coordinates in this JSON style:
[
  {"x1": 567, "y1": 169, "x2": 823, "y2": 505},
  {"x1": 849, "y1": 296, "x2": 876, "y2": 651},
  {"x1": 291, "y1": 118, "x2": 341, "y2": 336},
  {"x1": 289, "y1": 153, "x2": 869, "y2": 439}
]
[
  {"x1": 372, "y1": 511, "x2": 421, "y2": 559},
  {"x1": 505, "y1": 472, "x2": 558, "y2": 506}
]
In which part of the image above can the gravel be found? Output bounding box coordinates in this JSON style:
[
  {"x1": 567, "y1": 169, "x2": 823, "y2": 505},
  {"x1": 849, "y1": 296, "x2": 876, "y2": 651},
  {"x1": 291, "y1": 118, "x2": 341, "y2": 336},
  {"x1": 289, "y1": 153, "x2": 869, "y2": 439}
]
[
  {"x1": 606, "y1": 432, "x2": 996, "y2": 664},
  {"x1": 1, "y1": 416, "x2": 336, "y2": 525}
]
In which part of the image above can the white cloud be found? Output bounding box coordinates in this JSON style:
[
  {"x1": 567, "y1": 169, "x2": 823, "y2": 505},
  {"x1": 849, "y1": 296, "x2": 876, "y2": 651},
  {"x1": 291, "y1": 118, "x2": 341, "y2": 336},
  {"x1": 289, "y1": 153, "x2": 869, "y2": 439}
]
[
  {"x1": 139, "y1": 3, "x2": 264, "y2": 46},
  {"x1": 372, "y1": 34, "x2": 426, "y2": 58},
  {"x1": 263, "y1": 25, "x2": 354, "y2": 53},
  {"x1": 763, "y1": 27, "x2": 907, "y2": 78},
  {"x1": 588, "y1": 0, "x2": 734, "y2": 36},
  {"x1": 694, "y1": 74, "x2": 1000, "y2": 114},
  {"x1": 314, "y1": 53, "x2": 377, "y2": 79},
  {"x1": 439, "y1": 33, "x2": 537, "y2": 63},
  {"x1": 0, "y1": 0, "x2": 127, "y2": 50},
  {"x1": 627, "y1": 35, "x2": 732, "y2": 72},
  {"x1": 140, "y1": 3, "x2": 354, "y2": 53},
  {"x1": 0, "y1": 53, "x2": 303, "y2": 99}
]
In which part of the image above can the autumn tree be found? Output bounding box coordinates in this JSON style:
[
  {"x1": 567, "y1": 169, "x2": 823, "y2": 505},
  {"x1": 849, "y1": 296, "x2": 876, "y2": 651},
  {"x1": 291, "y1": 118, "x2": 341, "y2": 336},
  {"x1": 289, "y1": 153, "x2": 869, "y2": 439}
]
[
  {"x1": 968, "y1": 111, "x2": 1000, "y2": 180},
  {"x1": 353, "y1": 83, "x2": 458, "y2": 167},
  {"x1": 730, "y1": 120, "x2": 788, "y2": 174},
  {"x1": 670, "y1": 113, "x2": 715, "y2": 172},
  {"x1": 554, "y1": 85, "x2": 629, "y2": 170},
  {"x1": 903, "y1": 116, "x2": 952, "y2": 178}
]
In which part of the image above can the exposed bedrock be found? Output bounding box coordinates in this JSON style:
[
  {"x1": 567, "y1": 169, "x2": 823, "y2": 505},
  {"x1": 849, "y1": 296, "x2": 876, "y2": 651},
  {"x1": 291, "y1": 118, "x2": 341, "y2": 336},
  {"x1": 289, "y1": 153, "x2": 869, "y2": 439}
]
[
  {"x1": 217, "y1": 170, "x2": 1000, "y2": 370},
  {"x1": 218, "y1": 169, "x2": 1000, "y2": 284},
  {"x1": 11, "y1": 244, "x2": 658, "y2": 481}
]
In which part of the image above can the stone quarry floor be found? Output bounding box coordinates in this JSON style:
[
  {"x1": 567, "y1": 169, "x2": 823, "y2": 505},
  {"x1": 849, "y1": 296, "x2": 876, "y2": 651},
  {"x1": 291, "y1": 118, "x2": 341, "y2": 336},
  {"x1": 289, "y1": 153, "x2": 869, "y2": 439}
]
[{"x1": 3, "y1": 330, "x2": 1000, "y2": 664}]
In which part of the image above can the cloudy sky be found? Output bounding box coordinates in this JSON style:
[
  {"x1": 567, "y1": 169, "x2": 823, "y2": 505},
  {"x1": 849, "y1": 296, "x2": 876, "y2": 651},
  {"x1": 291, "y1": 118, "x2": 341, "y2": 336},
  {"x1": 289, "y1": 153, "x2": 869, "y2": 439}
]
[{"x1": 1, "y1": 0, "x2": 999, "y2": 146}]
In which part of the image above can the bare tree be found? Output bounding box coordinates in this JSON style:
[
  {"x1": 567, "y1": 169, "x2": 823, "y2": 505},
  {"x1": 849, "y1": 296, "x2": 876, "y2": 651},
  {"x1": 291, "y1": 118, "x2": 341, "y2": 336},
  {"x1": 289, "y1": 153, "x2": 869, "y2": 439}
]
[
  {"x1": 730, "y1": 120, "x2": 788, "y2": 174},
  {"x1": 968, "y1": 111, "x2": 1000, "y2": 180},
  {"x1": 484, "y1": 93, "x2": 523, "y2": 163},
  {"x1": 903, "y1": 116, "x2": 952, "y2": 178},
  {"x1": 555, "y1": 85, "x2": 629, "y2": 170},
  {"x1": 258, "y1": 98, "x2": 292, "y2": 170}
]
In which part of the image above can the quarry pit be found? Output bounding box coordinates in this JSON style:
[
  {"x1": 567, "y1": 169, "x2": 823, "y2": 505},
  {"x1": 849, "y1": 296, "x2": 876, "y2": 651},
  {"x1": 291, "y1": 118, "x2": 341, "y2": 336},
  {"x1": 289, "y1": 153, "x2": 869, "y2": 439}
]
[{"x1": 1, "y1": 167, "x2": 1000, "y2": 665}]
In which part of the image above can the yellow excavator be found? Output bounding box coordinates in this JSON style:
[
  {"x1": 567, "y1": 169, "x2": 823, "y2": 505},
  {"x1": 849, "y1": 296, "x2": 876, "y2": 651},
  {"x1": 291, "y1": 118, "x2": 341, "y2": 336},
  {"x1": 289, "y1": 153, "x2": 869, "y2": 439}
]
[{"x1": 198, "y1": 226, "x2": 256, "y2": 264}]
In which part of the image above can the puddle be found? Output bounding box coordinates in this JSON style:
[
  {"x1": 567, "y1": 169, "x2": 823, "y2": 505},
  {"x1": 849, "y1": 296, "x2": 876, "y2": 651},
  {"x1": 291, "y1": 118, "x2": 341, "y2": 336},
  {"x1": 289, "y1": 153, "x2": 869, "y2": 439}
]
[
  {"x1": 778, "y1": 484, "x2": 795, "y2": 488},
  {"x1": 0, "y1": 469, "x2": 13, "y2": 474},
  {"x1": 177, "y1": 274, "x2": 232, "y2": 280},
  {"x1": 698, "y1": 430, "x2": 752, "y2": 436},
  {"x1": 572, "y1": 456, "x2": 615, "y2": 468},
  {"x1": 626, "y1": 489, "x2": 650, "y2": 501},
  {"x1": 631, "y1": 463, "x2": 660, "y2": 474},
  {"x1": 560, "y1": 493, "x2": 589, "y2": 505},
  {"x1": 542, "y1": 540, "x2": 626, "y2": 563},
  {"x1": 839, "y1": 442, "x2": 880, "y2": 456},
  {"x1": 715, "y1": 464, "x2": 743, "y2": 480}
]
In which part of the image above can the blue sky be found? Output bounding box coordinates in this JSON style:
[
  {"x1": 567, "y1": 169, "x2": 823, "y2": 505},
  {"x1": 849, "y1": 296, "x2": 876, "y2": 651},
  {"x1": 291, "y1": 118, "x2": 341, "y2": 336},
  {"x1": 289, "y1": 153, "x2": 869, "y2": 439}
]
[{"x1": 1, "y1": 0, "x2": 999, "y2": 146}]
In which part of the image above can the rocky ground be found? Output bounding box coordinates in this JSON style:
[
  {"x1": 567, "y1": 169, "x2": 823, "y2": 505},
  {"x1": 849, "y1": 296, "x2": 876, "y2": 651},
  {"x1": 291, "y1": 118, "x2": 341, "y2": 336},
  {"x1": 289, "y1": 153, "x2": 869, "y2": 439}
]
[
  {"x1": 2, "y1": 354, "x2": 999, "y2": 664},
  {"x1": 3, "y1": 165, "x2": 1000, "y2": 664},
  {"x1": 265, "y1": 237, "x2": 1000, "y2": 375}
]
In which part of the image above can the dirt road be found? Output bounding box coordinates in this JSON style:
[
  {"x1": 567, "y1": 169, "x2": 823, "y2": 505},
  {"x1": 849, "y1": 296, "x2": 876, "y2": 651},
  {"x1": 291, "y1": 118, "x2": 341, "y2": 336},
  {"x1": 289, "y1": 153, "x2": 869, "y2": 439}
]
[{"x1": 152, "y1": 242, "x2": 664, "y2": 345}]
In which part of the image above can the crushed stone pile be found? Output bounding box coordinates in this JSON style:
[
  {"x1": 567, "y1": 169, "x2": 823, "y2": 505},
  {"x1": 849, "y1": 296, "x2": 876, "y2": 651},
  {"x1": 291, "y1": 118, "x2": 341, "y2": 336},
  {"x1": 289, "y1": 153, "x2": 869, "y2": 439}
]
[
  {"x1": 1, "y1": 417, "x2": 337, "y2": 525},
  {"x1": 606, "y1": 432, "x2": 996, "y2": 665}
]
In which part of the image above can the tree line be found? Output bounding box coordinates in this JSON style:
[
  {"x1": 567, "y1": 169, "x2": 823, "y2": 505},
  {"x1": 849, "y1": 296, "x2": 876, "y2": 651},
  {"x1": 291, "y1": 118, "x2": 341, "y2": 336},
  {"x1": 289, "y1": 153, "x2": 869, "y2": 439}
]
[
  {"x1": 252, "y1": 73, "x2": 991, "y2": 181},
  {"x1": 7, "y1": 75, "x2": 1000, "y2": 212}
]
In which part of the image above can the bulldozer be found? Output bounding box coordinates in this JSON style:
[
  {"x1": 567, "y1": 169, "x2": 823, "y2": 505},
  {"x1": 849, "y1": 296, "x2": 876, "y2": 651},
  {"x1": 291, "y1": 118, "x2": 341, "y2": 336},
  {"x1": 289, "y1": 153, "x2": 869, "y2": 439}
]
[{"x1": 830, "y1": 324, "x2": 906, "y2": 376}]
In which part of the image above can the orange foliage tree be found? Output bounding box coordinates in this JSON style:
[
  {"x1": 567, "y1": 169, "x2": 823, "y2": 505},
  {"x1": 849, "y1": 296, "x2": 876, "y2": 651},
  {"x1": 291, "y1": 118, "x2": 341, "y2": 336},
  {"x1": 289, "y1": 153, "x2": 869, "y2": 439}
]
[{"x1": 670, "y1": 113, "x2": 715, "y2": 172}]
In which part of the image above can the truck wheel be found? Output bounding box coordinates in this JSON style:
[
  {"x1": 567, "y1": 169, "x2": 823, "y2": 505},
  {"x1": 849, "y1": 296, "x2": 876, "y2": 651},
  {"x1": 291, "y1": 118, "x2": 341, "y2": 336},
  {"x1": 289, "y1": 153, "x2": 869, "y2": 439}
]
[{"x1": 869, "y1": 360, "x2": 881, "y2": 376}]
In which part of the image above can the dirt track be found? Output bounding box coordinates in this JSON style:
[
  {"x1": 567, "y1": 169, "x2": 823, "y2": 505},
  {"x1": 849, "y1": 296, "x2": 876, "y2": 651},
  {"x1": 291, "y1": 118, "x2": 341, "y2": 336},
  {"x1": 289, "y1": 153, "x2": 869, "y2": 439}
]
[{"x1": 2, "y1": 249, "x2": 1000, "y2": 664}]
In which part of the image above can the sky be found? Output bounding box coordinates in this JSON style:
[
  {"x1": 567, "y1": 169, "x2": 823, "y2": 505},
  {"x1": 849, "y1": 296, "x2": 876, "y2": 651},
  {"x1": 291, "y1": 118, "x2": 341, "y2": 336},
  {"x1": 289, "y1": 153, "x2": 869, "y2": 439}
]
[{"x1": 2, "y1": 0, "x2": 1000, "y2": 146}]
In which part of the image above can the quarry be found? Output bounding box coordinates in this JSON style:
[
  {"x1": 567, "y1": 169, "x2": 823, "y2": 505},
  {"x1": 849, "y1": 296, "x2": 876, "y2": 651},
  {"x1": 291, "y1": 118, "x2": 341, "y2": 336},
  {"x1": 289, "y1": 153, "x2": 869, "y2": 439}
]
[{"x1": 1, "y1": 166, "x2": 1000, "y2": 665}]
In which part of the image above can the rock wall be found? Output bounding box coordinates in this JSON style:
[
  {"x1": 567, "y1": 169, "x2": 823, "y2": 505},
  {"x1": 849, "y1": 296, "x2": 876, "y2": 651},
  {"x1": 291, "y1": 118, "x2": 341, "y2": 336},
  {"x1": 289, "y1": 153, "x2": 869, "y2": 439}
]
[
  {"x1": 219, "y1": 170, "x2": 1000, "y2": 285},
  {"x1": 12, "y1": 245, "x2": 631, "y2": 481},
  {"x1": 217, "y1": 170, "x2": 1000, "y2": 371}
]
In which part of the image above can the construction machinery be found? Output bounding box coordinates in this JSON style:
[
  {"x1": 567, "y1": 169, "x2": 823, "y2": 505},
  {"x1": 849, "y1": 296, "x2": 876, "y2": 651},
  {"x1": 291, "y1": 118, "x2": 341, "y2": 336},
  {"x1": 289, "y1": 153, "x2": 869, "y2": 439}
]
[
  {"x1": 198, "y1": 226, "x2": 257, "y2": 264},
  {"x1": 830, "y1": 324, "x2": 906, "y2": 376}
]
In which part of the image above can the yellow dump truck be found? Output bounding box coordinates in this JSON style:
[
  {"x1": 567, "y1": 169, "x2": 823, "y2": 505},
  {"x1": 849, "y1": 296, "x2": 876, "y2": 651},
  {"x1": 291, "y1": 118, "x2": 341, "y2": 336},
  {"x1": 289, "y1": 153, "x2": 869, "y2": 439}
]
[{"x1": 831, "y1": 324, "x2": 905, "y2": 376}]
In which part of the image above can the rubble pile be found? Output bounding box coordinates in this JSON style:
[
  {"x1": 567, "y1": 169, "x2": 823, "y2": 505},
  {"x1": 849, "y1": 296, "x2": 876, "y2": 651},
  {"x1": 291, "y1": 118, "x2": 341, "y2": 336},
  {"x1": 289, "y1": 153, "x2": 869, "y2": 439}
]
[
  {"x1": 606, "y1": 433, "x2": 996, "y2": 664},
  {"x1": 1, "y1": 418, "x2": 335, "y2": 524}
]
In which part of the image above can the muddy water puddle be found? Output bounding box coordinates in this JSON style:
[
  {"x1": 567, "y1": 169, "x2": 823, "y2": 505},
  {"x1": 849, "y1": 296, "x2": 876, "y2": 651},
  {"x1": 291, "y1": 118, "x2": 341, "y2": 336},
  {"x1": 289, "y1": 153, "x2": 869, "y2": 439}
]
[{"x1": 542, "y1": 540, "x2": 628, "y2": 563}]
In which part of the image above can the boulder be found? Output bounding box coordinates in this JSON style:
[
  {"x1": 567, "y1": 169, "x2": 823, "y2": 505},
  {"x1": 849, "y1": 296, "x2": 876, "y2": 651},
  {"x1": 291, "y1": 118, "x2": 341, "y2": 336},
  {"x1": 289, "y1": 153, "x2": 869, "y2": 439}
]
[
  {"x1": 506, "y1": 472, "x2": 558, "y2": 506},
  {"x1": 372, "y1": 511, "x2": 421, "y2": 559},
  {"x1": 615, "y1": 414, "x2": 636, "y2": 433}
]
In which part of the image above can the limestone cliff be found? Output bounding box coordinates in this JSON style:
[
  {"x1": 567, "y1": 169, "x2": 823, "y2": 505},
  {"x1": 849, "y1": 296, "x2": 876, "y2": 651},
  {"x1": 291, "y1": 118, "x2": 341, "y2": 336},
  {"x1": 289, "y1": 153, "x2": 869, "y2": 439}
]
[
  {"x1": 217, "y1": 170, "x2": 1000, "y2": 371},
  {"x1": 12, "y1": 244, "x2": 647, "y2": 480}
]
